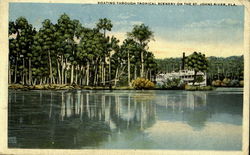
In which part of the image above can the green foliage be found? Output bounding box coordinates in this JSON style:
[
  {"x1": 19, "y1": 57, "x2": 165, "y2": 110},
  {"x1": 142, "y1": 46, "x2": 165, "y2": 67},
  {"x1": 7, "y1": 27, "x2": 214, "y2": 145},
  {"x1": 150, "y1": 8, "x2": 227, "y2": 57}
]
[
  {"x1": 240, "y1": 80, "x2": 244, "y2": 87},
  {"x1": 9, "y1": 17, "x2": 36, "y2": 84},
  {"x1": 211, "y1": 79, "x2": 241, "y2": 87},
  {"x1": 96, "y1": 18, "x2": 113, "y2": 34},
  {"x1": 156, "y1": 56, "x2": 244, "y2": 83},
  {"x1": 127, "y1": 24, "x2": 155, "y2": 77},
  {"x1": 8, "y1": 14, "x2": 157, "y2": 88},
  {"x1": 196, "y1": 76, "x2": 205, "y2": 83},
  {"x1": 185, "y1": 52, "x2": 208, "y2": 85},
  {"x1": 132, "y1": 78, "x2": 155, "y2": 90},
  {"x1": 229, "y1": 80, "x2": 240, "y2": 87},
  {"x1": 221, "y1": 78, "x2": 231, "y2": 86},
  {"x1": 155, "y1": 58, "x2": 182, "y2": 73},
  {"x1": 185, "y1": 52, "x2": 208, "y2": 73},
  {"x1": 207, "y1": 56, "x2": 243, "y2": 82},
  {"x1": 77, "y1": 28, "x2": 106, "y2": 61},
  {"x1": 185, "y1": 85, "x2": 214, "y2": 91},
  {"x1": 127, "y1": 24, "x2": 154, "y2": 45},
  {"x1": 211, "y1": 80, "x2": 222, "y2": 87},
  {"x1": 161, "y1": 78, "x2": 185, "y2": 89}
]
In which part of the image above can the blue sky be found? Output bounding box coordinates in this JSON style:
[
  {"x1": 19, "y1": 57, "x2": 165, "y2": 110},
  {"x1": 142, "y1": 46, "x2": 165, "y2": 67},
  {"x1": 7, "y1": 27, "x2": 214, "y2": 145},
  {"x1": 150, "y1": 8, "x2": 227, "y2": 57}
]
[{"x1": 9, "y1": 3, "x2": 244, "y2": 58}]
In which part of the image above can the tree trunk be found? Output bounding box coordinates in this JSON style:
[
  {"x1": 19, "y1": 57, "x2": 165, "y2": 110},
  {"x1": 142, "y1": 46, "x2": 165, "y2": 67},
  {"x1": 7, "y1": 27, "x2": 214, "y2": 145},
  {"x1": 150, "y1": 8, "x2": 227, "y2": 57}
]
[
  {"x1": 44, "y1": 77, "x2": 46, "y2": 84},
  {"x1": 61, "y1": 57, "x2": 64, "y2": 84},
  {"x1": 134, "y1": 65, "x2": 137, "y2": 80},
  {"x1": 81, "y1": 66, "x2": 85, "y2": 86},
  {"x1": 33, "y1": 78, "x2": 37, "y2": 86},
  {"x1": 25, "y1": 65, "x2": 28, "y2": 85},
  {"x1": 57, "y1": 59, "x2": 61, "y2": 84},
  {"x1": 146, "y1": 69, "x2": 149, "y2": 79},
  {"x1": 149, "y1": 70, "x2": 152, "y2": 81},
  {"x1": 127, "y1": 52, "x2": 131, "y2": 86},
  {"x1": 22, "y1": 58, "x2": 25, "y2": 84},
  {"x1": 80, "y1": 66, "x2": 83, "y2": 85},
  {"x1": 109, "y1": 54, "x2": 112, "y2": 89},
  {"x1": 75, "y1": 65, "x2": 78, "y2": 85},
  {"x1": 103, "y1": 30, "x2": 106, "y2": 86},
  {"x1": 103, "y1": 64, "x2": 106, "y2": 86},
  {"x1": 86, "y1": 61, "x2": 90, "y2": 86},
  {"x1": 101, "y1": 61, "x2": 104, "y2": 86},
  {"x1": 40, "y1": 78, "x2": 42, "y2": 85},
  {"x1": 114, "y1": 67, "x2": 119, "y2": 86},
  {"x1": 48, "y1": 51, "x2": 54, "y2": 84},
  {"x1": 141, "y1": 50, "x2": 144, "y2": 77},
  {"x1": 14, "y1": 57, "x2": 17, "y2": 84},
  {"x1": 70, "y1": 64, "x2": 74, "y2": 85},
  {"x1": 28, "y1": 57, "x2": 32, "y2": 85},
  {"x1": 65, "y1": 69, "x2": 67, "y2": 84},
  {"x1": 94, "y1": 63, "x2": 98, "y2": 86}
]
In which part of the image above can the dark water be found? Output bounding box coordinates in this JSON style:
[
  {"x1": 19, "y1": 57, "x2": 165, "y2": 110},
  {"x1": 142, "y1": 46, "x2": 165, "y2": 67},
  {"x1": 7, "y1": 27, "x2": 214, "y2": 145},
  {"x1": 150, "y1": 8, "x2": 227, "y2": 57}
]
[{"x1": 8, "y1": 90, "x2": 243, "y2": 150}]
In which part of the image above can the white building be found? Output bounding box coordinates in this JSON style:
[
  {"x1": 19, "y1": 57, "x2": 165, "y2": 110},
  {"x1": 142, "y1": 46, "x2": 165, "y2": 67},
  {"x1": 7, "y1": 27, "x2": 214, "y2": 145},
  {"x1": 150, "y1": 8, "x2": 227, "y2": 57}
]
[{"x1": 156, "y1": 69, "x2": 207, "y2": 86}]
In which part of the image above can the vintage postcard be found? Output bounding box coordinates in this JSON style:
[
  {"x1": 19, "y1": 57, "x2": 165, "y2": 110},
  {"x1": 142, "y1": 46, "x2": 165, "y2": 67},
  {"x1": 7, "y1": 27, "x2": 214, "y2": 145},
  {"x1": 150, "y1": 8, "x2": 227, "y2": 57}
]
[{"x1": 0, "y1": 0, "x2": 249, "y2": 155}]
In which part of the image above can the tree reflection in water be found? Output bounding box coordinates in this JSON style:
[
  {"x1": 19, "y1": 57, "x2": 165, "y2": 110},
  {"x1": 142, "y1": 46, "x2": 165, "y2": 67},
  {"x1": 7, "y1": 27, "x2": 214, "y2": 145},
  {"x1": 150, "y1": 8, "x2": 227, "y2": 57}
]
[
  {"x1": 8, "y1": 90, "x2": 157, "y2": 148},
  {"x1": 8, "y1": 90, "x2": 242, "y2": 149}
]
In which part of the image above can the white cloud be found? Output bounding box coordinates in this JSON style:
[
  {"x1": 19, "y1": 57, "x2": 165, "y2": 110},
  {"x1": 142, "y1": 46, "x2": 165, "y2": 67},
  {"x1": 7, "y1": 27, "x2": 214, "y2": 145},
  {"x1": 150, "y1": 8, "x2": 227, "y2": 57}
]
[
  {"x1": 130, "y1": 21, "x2": 143, "y2": 25},
  {"x1": 184, "y1": 18, "x2": 242, "y2": 29},
  {"x1": 112, "y1": 20, "x2": 143, "y2": 32},
  {"x1": 113, "y1": 20, "x2": 143, "y2": 26},
  {"x1": 117, "y1": 12, "x2": 135, "y2": 20},
  {"x1": 83, "y1": 21, "x2": 96, "y2": 28}
]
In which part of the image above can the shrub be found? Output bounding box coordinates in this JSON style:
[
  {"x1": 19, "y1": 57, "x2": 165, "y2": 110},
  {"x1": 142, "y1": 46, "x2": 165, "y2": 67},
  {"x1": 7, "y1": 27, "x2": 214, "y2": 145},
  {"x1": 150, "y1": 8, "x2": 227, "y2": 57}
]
[
  {"x1": 132, "y1": 78, "x2": 155, "y2": 90},
  {"x1": 162, "y1": 78, "x2": 185, "y2": 89},
  {"x1": 240, "y1": 80, "x2": 244, "y2": 87},
  {"x1": 211, "y1": 80, "x2": 221, "y2": 87},
  {"x1": 196, "y1": 76, "x2": 205, "y2": 83},
  {"x1": 185, "y1": 85, "x2": 196, "y2": 91},
  {"x1": 221, "y1": 78, "x2": 231, "y2": 86},
  {"x1": 229, "y1": 80, "x2": 240, "y2": 87}
]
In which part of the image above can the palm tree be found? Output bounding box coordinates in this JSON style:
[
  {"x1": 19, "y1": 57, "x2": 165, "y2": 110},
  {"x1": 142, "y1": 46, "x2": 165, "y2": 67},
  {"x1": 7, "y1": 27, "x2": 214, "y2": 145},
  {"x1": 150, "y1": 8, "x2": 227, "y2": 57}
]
[
  {"x1": 121, "y1": 39, "x2": 139, "y2": 86},
  {"x1": 108, "y1": 36, "x2": 119, "y2": 88},
  {"x1": 96, "y1": 18, "x2": 113, "y2": 85},
  {"x1": 127, "y1": 24, "x2": 154, "y2": 78}
]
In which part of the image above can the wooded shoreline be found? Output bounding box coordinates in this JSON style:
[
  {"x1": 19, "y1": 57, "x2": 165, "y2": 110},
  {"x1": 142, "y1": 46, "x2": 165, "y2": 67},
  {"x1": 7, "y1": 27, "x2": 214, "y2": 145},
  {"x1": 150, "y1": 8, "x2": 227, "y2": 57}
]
[{"x1": 9, "y1": 83, "x2": 242, "y2": 91}]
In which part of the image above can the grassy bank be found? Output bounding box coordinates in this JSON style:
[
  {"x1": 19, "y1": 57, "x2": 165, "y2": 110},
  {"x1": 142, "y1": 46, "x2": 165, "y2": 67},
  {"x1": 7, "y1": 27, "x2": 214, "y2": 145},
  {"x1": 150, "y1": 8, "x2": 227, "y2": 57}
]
[
  {"x1": 9, "y1": 84, "x2": 134, "y2": 90},
  {"x1": 9, "y1": 84, "x2": 216, "y2": 91},
  {"x1": 184, "y1": 85, "x2": 214, "y2": 91}
]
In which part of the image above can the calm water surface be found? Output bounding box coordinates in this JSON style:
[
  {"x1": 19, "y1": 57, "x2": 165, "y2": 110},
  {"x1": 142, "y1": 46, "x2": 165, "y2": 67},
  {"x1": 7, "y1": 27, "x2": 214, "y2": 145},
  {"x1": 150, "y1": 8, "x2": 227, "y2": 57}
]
[{"x1": 8, "y1": 90, "x2": 243, "y2": 150}]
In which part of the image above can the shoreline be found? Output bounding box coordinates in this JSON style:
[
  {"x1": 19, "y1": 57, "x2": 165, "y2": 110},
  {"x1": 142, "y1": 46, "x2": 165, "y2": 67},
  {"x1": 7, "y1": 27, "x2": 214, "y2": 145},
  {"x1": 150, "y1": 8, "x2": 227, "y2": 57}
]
[{"x1": 8, "y1": 84, "x2": 243, "y2": 91}]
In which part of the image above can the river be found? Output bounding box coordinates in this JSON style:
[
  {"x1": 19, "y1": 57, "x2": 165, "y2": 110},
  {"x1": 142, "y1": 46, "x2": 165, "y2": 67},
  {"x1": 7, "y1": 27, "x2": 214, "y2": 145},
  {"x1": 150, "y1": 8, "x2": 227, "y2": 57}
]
[{"x1": 8, "y1": 90, "x2": 243, "y2": 150}]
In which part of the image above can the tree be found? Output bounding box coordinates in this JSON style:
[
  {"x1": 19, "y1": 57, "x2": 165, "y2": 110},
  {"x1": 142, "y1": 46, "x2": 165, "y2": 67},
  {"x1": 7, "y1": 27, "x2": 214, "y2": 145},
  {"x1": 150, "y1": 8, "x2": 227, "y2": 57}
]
[
  {"x1": 127, "y1": 24, "x2": 154, "y2": 77},
  {"x1": 32, "y1": 32, "x2": 50, "y2": 85},
  {"x1": 9, "y1": 17, "x2": 36, "y2": 85},
  {"x1": 9, "y1": 15, "x2": 159, "y2": 88},
  {"x1": 55, "y1": 13, "x2": 82, "y2": 85},
  {"x1": 144, "y1": 51, "x2": 158, "y2": 81},
  {"x1": 96, "y1": 18, "x2": 113, "y2": 85},
  {"x1": 33, "y1": 19, "x2": 56, "y2": 84},
  {"x1": 120, "y1": 38, "x2": 139, "y2": 86},
  {"x1": 77, "y1": 28, "x2": 106, "y2": 86},
  {"x1": 185, "y1": 52, "x2": 208, "y2": 85},
  {"x1": 108, "y1": 36, "x2": 119, "y2": 88}
]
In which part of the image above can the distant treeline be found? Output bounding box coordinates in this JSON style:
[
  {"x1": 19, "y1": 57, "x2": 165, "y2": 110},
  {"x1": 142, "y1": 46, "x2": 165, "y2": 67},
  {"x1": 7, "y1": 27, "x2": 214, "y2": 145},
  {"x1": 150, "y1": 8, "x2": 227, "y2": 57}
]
[
  {"x1": 156, "y1": 55, "x2": 244, "y2": 84},
  {"x1": 8, "y1": 13, "x2": 157, "y2": 87}
]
